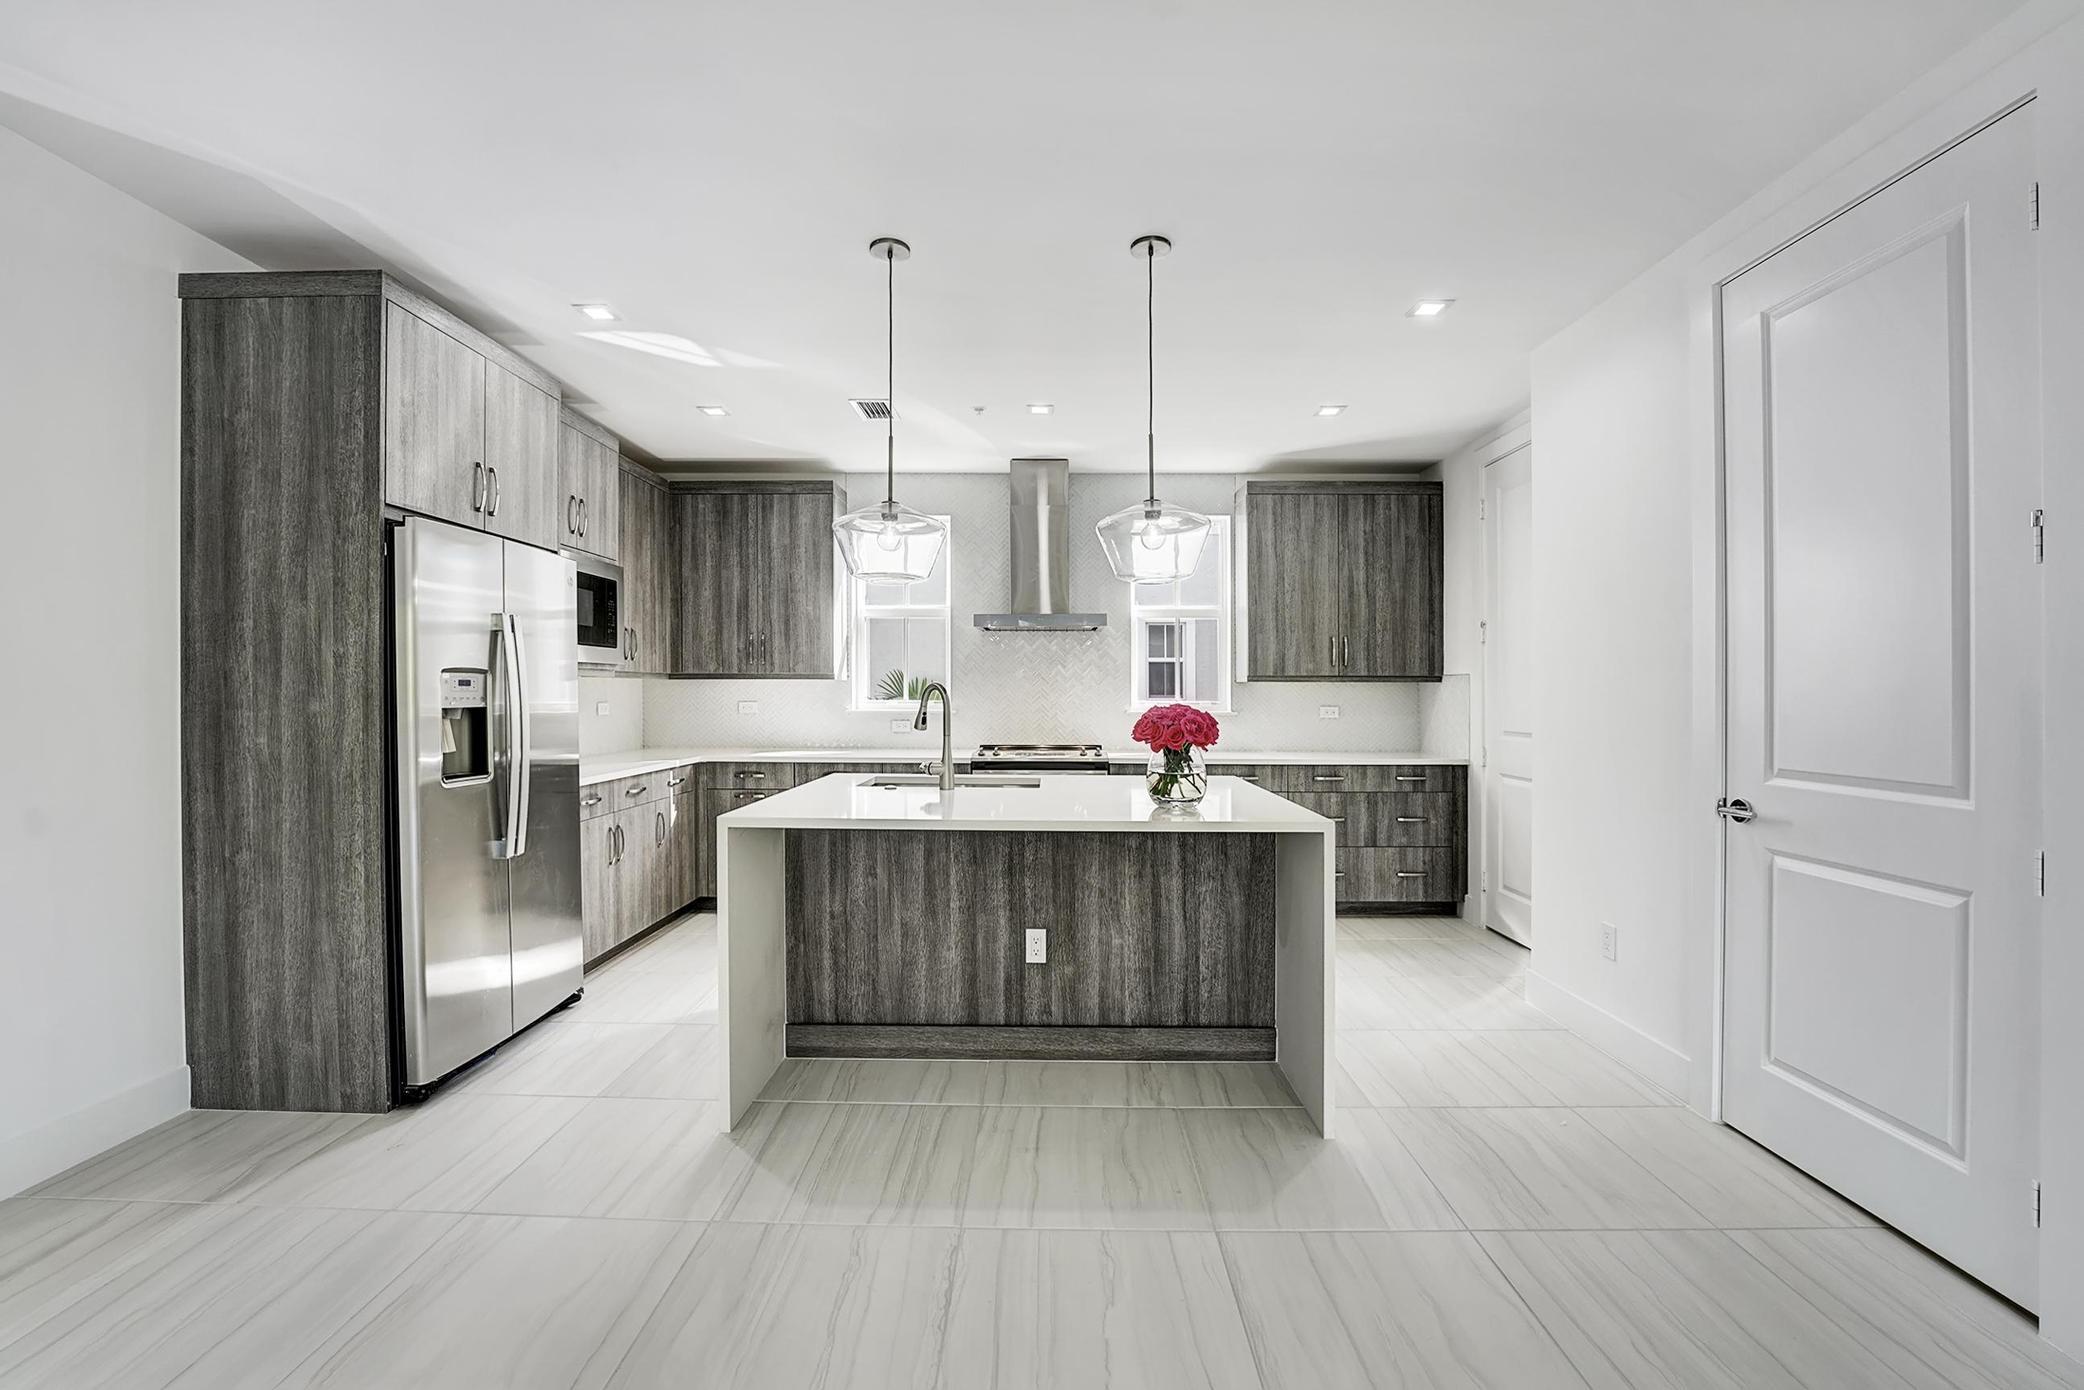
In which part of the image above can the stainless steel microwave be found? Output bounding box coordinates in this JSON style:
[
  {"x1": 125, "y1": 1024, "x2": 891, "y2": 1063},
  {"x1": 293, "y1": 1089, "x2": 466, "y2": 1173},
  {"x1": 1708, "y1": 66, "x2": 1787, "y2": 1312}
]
[{"x1": 572, "y1": 553, "x2": 623, "y2": 664}]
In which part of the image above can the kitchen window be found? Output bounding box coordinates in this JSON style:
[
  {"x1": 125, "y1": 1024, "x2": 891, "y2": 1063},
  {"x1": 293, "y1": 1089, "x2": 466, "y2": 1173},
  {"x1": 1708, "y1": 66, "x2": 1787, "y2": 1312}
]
[
  {"x1": 1130, "y1": 515, "x2": 1230, "y2": 710},
  {"x1": 849, "y1": 517, "x2": 953, "y2": 710}
]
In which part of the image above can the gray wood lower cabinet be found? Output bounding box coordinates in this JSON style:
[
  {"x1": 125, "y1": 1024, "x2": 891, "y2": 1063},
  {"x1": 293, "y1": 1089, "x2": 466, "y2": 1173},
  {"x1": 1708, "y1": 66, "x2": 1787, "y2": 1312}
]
[
  {"x1": 783, "y1": 830, "x2": 1276, "y2": 1049},
  {"x1": 1209, "y1": 761, "x2": 1468, "y2": 913},
  {"x1": 579, "y1": 765, "x2": 701, "y2": 966}
]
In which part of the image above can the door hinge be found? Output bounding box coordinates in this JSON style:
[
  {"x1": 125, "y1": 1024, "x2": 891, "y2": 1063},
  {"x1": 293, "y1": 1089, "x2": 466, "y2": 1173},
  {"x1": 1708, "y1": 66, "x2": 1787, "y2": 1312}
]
[
  {"x1": 1479, "y1": 620, "x2": 1488, "y2": 645},
  {"x1": 2038, "y1": 850, "x2": 2047, "y2": 897},
  {"x1": 2035, "y1": 1179, "x2": 2043, "y2": 1228},
  {"x1": 2032, "y1": 508, "x2": 2045, "y2": 563},
  {"x1": 2031, "y1": 181, "x2": 2040, "y2": 231},
  {"x1": 1479, "y1": 496, "x2": 1487, "y2": 521}
]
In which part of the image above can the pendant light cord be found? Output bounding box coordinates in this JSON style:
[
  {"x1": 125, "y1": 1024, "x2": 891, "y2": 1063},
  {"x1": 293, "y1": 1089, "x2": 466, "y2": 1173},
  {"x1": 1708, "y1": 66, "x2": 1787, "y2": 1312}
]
[
  {"x1": 1145, "y1": 241, "x2": 1157, "y2": 507},
  {"x1": 885, "y1": 243, "x2": 896, "y2": 509}
]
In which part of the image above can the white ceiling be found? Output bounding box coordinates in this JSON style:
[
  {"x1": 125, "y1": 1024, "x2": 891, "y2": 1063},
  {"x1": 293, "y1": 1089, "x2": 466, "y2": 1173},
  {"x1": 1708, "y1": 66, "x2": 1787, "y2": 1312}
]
[{"x1": 0, "y1": 0, "x2": 2024, "y2": 471}]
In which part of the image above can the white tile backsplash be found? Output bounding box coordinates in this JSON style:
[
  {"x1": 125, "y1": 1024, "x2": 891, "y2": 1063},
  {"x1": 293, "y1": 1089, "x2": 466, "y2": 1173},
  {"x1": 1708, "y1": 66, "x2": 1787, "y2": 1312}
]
[
  {"x1": 636, "y1": 471, "x2": 1469, "y2": 756},
  {"x1": 580, "y1": 674, "x2": 646, "y2": 756}
]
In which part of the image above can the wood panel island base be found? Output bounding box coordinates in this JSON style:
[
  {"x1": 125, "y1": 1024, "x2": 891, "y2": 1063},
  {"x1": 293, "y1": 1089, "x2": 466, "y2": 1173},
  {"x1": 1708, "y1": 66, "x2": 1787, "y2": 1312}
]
[{"x1": 718, "y1": 776, "x2": 1338, "y2": 1133}]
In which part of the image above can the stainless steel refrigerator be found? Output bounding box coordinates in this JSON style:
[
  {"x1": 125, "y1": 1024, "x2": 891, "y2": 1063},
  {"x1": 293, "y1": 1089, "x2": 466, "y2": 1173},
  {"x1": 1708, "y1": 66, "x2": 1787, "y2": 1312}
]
[{"x1": 392, "y1": 516, "x2": 583, "y2": 1092}]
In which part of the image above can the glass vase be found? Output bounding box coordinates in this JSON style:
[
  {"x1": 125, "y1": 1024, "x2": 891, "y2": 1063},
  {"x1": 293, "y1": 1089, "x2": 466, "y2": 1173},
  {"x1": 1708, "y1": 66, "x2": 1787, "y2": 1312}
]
[{"x1": 1144, "y1": 746, "x2": 1209, "y2": 805}]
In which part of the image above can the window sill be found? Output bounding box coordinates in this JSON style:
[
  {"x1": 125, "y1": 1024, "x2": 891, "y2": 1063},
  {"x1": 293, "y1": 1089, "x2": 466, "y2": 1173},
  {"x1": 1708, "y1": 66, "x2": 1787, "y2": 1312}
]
[{"x1": 1127, "y1": 703, "x2": 1233, "y2": 715}]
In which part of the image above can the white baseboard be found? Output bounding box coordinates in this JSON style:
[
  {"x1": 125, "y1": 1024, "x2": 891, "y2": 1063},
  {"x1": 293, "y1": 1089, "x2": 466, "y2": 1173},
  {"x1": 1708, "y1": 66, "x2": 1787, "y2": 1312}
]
[
  {"x1": 1524, "y1": 972, "x2": 1692, "y2": 1098},
  {"x1": 0, "y1": 1066, "x2": 190, "y2": 1198}
]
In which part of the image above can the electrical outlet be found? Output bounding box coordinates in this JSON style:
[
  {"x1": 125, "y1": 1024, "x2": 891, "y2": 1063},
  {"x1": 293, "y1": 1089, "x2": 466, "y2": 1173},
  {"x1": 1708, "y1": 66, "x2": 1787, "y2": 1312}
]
[
  {"x1": 1601, "y1": 923, "x2": 1619, "y2": 962},
  {"x1": 890, "y1": 718, "x2": 912, "y2": 734},
  {"x1": 1318, "y1": 704, "x2": 1341, "y2": 719},
  {"x1": 736, "y1": 700, "x2": 760, "y2": 717},
  {"x1": 593, "y1": 701, "x2": 610, "y2": 717},
  {"x1": 1024, "y1": 928, "x2": 1048, "y2": 964}
]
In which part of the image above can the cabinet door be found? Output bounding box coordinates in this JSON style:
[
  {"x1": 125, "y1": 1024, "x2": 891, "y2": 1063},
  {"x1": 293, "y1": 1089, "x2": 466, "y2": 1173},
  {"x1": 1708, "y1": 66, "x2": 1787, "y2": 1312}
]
[
  {"x1": 1341, "y1": 490, "x2": 1443, "y2": 678},
  {"x1": 1246, "y1": 490, "x2": 1342, "y2": 678},
  {"x1": 556, "y1": 422, "x2": 590, "y2": 551},
  {"x1": 482, "y1": 363, "x2": 560, "y2": 551},
  {"x1": 672, "y1": 489, "x2": 751, "y2": 674},
  {"x1": 612, "y1": 805, "x2": 658, "y2": 947},
  {"x1": 383, "y1": 302, "x2": 485, "y2": 528},
  {"x1": 581, "y1": 815, "x2": 622, "y2": 965},
  {"x1": 644, "y1": 479, "x2": 674, "y2": 675},
  {"x1": 584, "y1": 443, "x2": 622, "y2": 562},
  {"x1": 750, "y1": 489, "x2": 838, "y2": 677},
  {"x1": 665, "y1": 788, "x2": 699, "y2": 917}
]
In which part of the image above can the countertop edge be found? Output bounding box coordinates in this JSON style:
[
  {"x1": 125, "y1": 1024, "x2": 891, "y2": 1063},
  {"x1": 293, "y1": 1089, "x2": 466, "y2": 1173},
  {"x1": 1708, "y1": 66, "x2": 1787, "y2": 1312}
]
[{"x1": 581, "y1": 747, "x2": 1472, "y2": 785}]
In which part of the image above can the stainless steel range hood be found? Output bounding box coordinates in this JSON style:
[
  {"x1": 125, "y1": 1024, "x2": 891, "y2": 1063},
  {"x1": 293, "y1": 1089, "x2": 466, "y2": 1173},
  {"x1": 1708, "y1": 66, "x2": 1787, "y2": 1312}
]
[{"x1": 973, "y1": 457, "x2": 1108, "y2": 632}]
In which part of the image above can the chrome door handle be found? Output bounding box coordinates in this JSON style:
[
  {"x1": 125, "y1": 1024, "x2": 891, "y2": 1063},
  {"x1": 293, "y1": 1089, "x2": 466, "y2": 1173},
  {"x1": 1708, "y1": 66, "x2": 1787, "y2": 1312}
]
[
  {"x1": 1716, "y1": 797, "x2": 1757, "y2": 824},
  {"x1": 473, "y1": 462, "x2": 486, "y2": 513},
  {"x1": 487, "y1": 466, "x2": 501, "y2": 516}
]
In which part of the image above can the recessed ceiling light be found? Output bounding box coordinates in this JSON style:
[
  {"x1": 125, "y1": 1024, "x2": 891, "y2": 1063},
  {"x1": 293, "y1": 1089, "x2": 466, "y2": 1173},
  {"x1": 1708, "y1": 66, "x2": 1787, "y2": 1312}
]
[
  {"x1": 1315, "y1": 404, "x2": 1346, "y2": 417},
  {"x1": 696, "y1": 405, "x2": 729, "y2": 416},
  {"x1": 573, "y1": 302, "x2": 618, "y2": 322},
  {"x1": 1027, "y1": 403, "x2": 1054, "y2": 415},
  {"x1": 1408, "y1": 299, "x2": 1455, "y2": 318}
]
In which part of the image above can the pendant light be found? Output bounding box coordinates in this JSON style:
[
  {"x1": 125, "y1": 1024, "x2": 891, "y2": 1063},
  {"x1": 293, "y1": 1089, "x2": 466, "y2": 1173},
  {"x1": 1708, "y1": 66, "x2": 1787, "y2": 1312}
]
[
  {"x1": 1095, "y1": 233, "x2": 1212, "y2": 584},
  {"x1": 833, "y1": 237, "x2": 947, "y2": 584}
]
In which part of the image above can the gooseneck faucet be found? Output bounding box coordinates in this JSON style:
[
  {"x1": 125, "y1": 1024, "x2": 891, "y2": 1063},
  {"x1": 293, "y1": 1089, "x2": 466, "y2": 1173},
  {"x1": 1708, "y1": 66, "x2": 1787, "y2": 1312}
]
[{"x1": 912, "y1": 682, "x2": 954, "y2": 791}]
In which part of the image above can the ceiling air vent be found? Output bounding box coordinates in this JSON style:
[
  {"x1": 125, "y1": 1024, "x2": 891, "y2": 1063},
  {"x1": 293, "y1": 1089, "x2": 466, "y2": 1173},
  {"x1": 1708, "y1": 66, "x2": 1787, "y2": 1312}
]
[{"x1": 849, "y1": 398, "x2": 893, "y2": 421}]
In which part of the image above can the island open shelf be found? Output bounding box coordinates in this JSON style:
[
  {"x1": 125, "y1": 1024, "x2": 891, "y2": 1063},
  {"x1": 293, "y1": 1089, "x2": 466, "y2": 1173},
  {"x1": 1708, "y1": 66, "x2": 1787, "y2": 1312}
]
[{"x1": 717, "y1": 774, "x2": 1338, "y2": 1134}]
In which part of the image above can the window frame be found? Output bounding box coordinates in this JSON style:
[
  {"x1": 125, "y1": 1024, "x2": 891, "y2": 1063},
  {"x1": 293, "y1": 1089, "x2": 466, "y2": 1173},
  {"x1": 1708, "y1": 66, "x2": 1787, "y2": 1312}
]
[
  {"x1": 846, "y1": 516, "x2": 955, "y2": 712},
  {"x1": 1128, "y1": 515, "x2": 1232, "y2": 713}
]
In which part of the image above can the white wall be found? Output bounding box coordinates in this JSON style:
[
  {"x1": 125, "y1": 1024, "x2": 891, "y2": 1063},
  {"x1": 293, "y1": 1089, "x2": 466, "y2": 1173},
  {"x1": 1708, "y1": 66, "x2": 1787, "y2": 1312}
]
[
  {"x1": 0, "y1": 127, "x2": 248, "y2": 1194},
  {"x1": 1523, "y1": 270, "x2": 1699, "y2": 1091},
  {"x1": 579, "y1": 674, "x2": 645, "y2": 756},
  {"x1": 644, "y1": 471, "x2": 1472, "y2": 757}
]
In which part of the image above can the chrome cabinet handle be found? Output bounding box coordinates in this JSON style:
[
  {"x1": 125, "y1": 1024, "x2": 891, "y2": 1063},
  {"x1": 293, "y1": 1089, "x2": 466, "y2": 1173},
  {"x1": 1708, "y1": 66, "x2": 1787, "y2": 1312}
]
[
  {"x1": 1394, "y1": 774, "x2": 1426, "y2": 783},
  {"x1": 1329, "y1": 816, "x2": 1347, "y2": 823},
  {"x1": 610, "y1": 823, "x2": 623, "y2": 863},
  {"x1": 1239, "y1": 775, "x2": 1261, "y2": 783},
  {"x1": 735, "y1": 770, "x2": 767, "y2": 781},
  {"x1": 473, "y1": 462, "x2": 486, "y2": 513},
  {"x1": 1395, "y1": 816, "x2": 1423, "y2": 824},
  {"x1": 1328, "y1": 636, "x2": 1336, "y2": 669},
  {"x1": 487, "y1": 466, "x2": 500, "y2": 516},
  {"x1": 567, "y1": 495, "x2": 577, "y2": 535},
  {"x1": 1395, "y1": 871, "x2": 1423, "y2": 879},
  {"x1": 1341, "y1": 636, "x2": 1350, "y2": 669},
  {"x1": 730, "y1": 790, "x2": 768, "y2": 800},
  {"x1": 626, "y1": 783, "x2": 648, "y2": 797},
  {"x1": 581, "y1": 793, "x2": 603, "y2": 808},
  {"x1": 578, "y1": 497, "x2": 587, "y2": 538},
  {"x1": 656, "y1": 810, "x2": 666, "y2": 846},
  {"x1": 1312, "y1": 774, "x2": 1345, "y2": 782},
  {"x1": 1334, "y1": 871, "x2": 1346, "y2": 879},
  {"x1": 666, "y1": 774, "x2": 687, "y2": 788},
  {"x1": 631, "y1": 626, "x2": 639, "y2": 663}
]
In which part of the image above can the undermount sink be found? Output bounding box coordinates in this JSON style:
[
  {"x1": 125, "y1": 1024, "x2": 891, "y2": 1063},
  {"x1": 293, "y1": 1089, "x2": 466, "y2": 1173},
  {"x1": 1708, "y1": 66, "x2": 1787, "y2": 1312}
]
[{"x1": 862, "y1": 774, "x2": 1043, "y2": 789}]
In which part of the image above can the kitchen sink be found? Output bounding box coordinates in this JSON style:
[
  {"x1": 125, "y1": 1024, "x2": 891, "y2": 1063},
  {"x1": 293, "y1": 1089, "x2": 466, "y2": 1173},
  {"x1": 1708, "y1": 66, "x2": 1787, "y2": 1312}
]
[{"x1": 862, "y1": 774, "x2": 1043, "y2": 789}]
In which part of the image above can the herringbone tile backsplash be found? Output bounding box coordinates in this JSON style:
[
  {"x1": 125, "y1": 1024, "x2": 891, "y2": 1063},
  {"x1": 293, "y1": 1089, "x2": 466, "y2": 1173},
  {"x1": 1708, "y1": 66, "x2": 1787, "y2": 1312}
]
[{"x1": 593, "y1": 472, "x2": 1470, "y2": 758}]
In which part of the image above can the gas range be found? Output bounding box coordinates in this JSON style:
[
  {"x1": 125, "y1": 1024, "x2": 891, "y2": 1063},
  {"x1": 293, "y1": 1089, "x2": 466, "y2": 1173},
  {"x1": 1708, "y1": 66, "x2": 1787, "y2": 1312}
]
[{"x1": 971, "y1": 742, "x2": 1111, "y2": 774}]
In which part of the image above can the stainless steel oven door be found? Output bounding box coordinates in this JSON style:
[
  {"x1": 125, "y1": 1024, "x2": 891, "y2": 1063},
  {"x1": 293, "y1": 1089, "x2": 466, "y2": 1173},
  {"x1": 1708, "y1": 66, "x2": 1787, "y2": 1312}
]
[{"x1": 572, "y1": 552, "x2": 623, "y2": 665}]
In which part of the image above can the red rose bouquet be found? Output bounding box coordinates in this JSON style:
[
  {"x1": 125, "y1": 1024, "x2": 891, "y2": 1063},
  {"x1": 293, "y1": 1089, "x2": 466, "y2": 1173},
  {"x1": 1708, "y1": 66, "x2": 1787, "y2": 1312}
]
[{"x1": 1132, "y1": 703, "x2": 1219, "y2": 803}]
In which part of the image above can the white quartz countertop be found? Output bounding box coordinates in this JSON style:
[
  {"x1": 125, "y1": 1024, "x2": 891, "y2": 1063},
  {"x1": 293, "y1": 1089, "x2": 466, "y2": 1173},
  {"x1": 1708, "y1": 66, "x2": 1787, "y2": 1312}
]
[
  {"x1": 581, "y1": 745, "x2": 1466, "y2": 785},
  {"x1": 717, "y1": 773, "x2": 1336, "y2": 833}
]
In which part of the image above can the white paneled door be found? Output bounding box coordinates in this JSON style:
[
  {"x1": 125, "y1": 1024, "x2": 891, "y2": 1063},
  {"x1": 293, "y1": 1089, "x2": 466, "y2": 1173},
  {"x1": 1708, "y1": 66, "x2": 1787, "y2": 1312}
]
[
  {"x1": 1483, "y1": 445, "x2": 1535, "y2": 946},
  {"x1": 1722, "y1": 108, "x2": 2042, "y2": 1306}
]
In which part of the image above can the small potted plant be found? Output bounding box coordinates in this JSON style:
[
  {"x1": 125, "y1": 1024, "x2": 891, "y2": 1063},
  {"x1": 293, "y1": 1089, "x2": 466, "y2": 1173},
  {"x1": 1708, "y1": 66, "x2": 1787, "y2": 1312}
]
[{"x1": 1132, "y1": 703, "x2": 1219, "y2": 805}]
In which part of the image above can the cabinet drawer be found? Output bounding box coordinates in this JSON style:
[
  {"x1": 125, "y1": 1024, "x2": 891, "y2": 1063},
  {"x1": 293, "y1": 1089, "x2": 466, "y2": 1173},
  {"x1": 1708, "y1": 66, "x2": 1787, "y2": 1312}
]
[
  {"x1": 790, "y1": 762, "x2": 928, "y2": 784},
  {"x1": 1336, "y1": 848, "x2": 1459, "y2": 902},
  {"x1": 700, "y1": 761, "x2": 799, "y2": 793},
  {"x1": 1286, "y1": 792, "x2": 1458, "y2": 848},
  {"x1": 1208, "y1": 763, "x2": 1277, "y2": 787},
  {"x1": 590, "y1": 767, "x2": 686, "y2": 817},
  {"x1": 1260, "y1": 764, "x2": 1459, "y2": 794}
]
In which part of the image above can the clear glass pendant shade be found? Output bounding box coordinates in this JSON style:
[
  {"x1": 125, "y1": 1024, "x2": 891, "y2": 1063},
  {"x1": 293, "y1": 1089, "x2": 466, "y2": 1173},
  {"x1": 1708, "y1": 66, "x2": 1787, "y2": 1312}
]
[
  {"x1": 1095, "y1": 498, "x2": 1212, "y2": 584},
  {"x1": 834, "y1": 498, "x2": 947, "y2": 584}
]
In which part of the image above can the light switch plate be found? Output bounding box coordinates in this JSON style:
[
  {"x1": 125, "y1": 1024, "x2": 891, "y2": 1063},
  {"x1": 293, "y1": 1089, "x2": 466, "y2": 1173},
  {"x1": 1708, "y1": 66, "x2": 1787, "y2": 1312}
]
[
  {"x1": 737, "y1": 700, "x2": 760, "y2": 717},
  {"x1": 1601, "y1": 923, "x2": 1619, "y2": 961},
  {"x1": 1318, "y1": 705, "x2": 1341, "y2": 719},
  {"x1": 1024, "y1": 928, "x2": 1047, "y2": 964}
]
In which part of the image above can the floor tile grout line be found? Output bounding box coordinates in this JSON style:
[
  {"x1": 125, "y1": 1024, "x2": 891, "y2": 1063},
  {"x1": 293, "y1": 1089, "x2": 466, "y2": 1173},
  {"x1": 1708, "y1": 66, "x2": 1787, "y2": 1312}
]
[{"x1": 1462, "y1": 1227, "x2": 1603, "y2": 1390}]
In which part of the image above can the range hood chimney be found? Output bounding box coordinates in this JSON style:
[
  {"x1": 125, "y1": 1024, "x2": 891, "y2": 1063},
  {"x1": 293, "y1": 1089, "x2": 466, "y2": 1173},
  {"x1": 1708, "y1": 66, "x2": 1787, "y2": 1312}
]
[{"x1": 973, "y1": 458, "x2": 1108, "y2": 632}]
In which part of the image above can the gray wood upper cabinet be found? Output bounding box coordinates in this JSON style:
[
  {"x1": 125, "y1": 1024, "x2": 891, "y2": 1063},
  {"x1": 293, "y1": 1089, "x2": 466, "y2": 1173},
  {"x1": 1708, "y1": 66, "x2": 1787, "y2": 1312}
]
[
  {"x1": 618, "y1": 463, "x2": 670, "y2": 674},
  {"x1": 382, "y1": 302, "x2": 484, "y2": 528},
  {"x1": 670, "y1": 482, "x2": 839, "y2": 677},
  {"x1": 481, "y1": 362, "x2": 560, "y2": 551},
  {"x1": 557, "y1": 409, "x2": 621, "y2": 561},
  {"x1": 1243, "y1": 480, "x2": 1443, "y2": 680}
]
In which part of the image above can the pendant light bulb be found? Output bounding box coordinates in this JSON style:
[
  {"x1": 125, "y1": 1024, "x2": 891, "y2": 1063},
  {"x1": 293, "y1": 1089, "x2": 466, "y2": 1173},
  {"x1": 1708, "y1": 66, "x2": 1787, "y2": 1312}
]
[
  {"x1": 1095, "y1": 234, "x2": 1212, "y2": 584},
  {"x1": 834, "y1": 238, "x2": 947, "y2": 584}
]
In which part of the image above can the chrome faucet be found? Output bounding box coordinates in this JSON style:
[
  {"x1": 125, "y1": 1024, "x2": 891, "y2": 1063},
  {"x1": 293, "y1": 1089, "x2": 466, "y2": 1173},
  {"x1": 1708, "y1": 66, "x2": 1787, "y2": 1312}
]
[{"x1": 912, "y1": 682, "x2": 954, "y2": 791}]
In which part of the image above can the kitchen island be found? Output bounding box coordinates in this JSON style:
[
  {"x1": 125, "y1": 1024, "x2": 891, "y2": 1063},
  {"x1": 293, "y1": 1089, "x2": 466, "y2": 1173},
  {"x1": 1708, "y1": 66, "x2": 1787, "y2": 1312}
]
[{"x1": 717, "y1": 774, "x2": 1337, "y2": 1133}]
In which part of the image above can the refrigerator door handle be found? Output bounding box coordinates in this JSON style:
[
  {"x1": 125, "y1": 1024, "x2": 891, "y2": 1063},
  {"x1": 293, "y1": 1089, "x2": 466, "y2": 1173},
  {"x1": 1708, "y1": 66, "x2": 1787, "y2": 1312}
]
[
  {"x1": 506, "y1": 611, "x2": 533, "y2": 858},
  {"x1": 493, "y1": 611, "x2": 524, "y2": 859}
]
